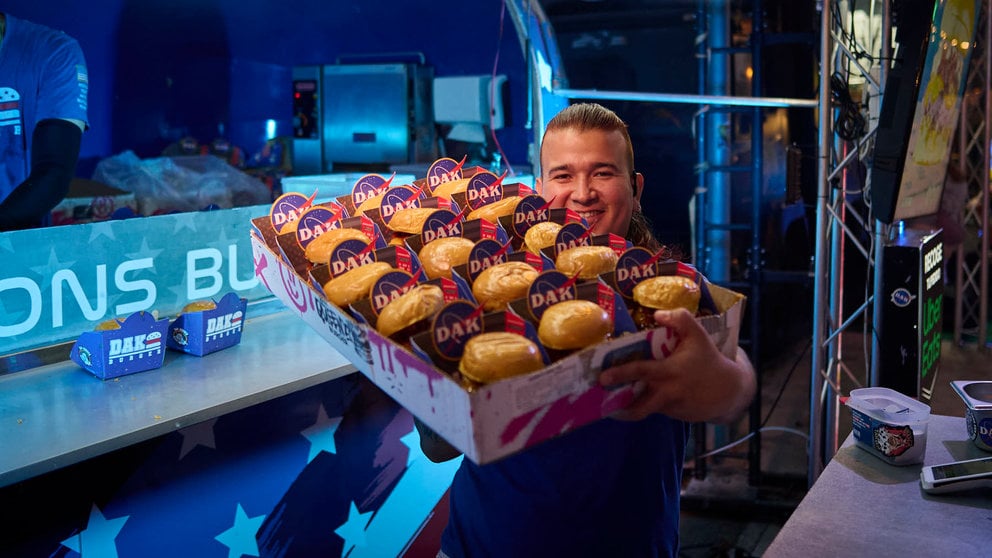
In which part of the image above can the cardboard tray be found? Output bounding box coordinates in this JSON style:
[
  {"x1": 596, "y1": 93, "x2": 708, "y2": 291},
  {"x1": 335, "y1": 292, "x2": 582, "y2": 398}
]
[{"x1": 250, "y1": 222, "x2": 745, "y2": 464}]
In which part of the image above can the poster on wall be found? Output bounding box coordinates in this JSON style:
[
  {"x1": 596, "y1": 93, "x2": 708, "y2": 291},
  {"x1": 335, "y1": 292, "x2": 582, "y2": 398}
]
[{"x1": 894, "y1": 0, "x2": 981, "y2": 221}]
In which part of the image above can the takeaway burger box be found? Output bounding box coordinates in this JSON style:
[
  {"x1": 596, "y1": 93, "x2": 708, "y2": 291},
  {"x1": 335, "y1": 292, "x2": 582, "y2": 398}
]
[{"x1": 252, "y1": 193, "x2": 745, "y2": 464}]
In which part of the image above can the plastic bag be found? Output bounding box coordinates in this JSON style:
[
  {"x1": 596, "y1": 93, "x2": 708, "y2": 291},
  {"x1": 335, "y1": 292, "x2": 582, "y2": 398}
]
[{"x1": 92, "y1": 150, "x2": 271, "y2": 215}]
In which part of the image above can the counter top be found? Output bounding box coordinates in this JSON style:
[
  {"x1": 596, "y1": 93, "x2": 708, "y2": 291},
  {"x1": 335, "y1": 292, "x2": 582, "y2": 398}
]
[
  {"x1": 0, "y1": 308, "x2": 356, "y2": 488},
  {"x1": 764, "y1": 414, "x2": 992, "y2": 557}
]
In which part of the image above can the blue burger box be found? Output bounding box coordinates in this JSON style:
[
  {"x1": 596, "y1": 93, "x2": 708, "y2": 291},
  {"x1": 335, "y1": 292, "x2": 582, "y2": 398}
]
[
  {"x1": 71, "y1": 311, "x2": 170, "y2": 380},
  {"x1": 166, "y1": 292, "x2": 248, "y2": 356}
]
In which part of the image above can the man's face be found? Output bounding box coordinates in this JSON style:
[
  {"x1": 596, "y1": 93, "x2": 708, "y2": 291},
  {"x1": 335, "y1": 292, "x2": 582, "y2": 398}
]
[{"x1": 537, "y1": 127, "x2": 642, "y2": 237}]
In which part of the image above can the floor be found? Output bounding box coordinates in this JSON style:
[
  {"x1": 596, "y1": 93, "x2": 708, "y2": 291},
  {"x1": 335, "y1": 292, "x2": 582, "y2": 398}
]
[{"x1": 676, "y1": 331, "x2": 992, "y2": 558}]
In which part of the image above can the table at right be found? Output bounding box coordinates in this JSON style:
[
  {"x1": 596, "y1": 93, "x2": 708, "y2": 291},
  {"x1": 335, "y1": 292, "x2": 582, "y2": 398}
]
[{"x1": 763, "y1": 414, "x2": 991, "y2": 557}]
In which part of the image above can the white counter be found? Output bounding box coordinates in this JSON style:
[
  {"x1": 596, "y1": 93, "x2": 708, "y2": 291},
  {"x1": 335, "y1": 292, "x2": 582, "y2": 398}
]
[{"x1": 0, "y1": 307, "x2": 356, "y2": 488}]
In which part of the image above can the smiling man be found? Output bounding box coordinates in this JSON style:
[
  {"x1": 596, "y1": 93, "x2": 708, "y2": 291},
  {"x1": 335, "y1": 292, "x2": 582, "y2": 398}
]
[{"x1": 537, "y1": 102, "x2": 659, "y2": 250}]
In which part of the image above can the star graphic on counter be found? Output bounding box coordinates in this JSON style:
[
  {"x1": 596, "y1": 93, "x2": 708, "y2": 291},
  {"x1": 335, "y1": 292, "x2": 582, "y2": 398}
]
[
  {"x1": 172, "y1": 211, "x2": 200, "y2": 234},
  {"x1": 165, "y1": 282, "x2": 189, "y2": 309},
  {"x1": 334, "y1": 501, "x2": 373, "y2": 553},
  {"x1": 400, "y1": 427, "x2": 421, "y2": 466},
  {"x1": 205, "y1": 226, "x2": 234, "y2": 252},
  {"x1": 178, "y1": 418, "x2": 218, "y2": 459},
  {"x1": 88, "y1": 221, "x2": 116, "y2": 242},
  {"x1": 29, "y1": 248, "x2": 76, "y2": 282},
  {"x1": 215, "y1": 503, "x2": 265, "y2": 558},
  {"x1": 61, "y1": 504, "x2": 129, "y2": 558},
  {"x1": 300, "y1": 404, "x2": 342, "y2": 463},
  {"x1": 125, "y1": 237, "x2": 165, "y2": 264}
]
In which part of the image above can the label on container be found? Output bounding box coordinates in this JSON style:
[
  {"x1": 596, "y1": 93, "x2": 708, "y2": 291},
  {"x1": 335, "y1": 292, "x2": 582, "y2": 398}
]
[
  {"x1": 850, "y1": 408, "x2": 922, "y2": 464},
  {"x1": 966, "y1": 410, "x2": 992, "y2": 450}
]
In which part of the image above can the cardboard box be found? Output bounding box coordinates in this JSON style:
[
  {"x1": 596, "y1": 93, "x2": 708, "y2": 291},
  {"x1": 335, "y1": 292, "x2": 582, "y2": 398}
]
[
  {"x1": 250, "y1": 218, "x2": 745, "y2": 464},
  {"x1": 166, "y1": 293, "x2": 248, "y2": 356},
  {"x1": 70, "y1": 312, "x2": 169, "y2": 380}
]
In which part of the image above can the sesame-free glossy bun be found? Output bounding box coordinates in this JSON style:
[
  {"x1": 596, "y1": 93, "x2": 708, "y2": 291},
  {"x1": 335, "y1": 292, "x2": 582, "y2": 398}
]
[
  {"x1": 419, "y1": 237, "x2": 475, "y2": 279},
  {"x1": 304, "y1": 227, "x2": 370, "y2": 264},
  {"x1": 356, "y1": 191, "x2": 387, "y2": 214},
  {"x1": 387, "y1": 207, "x2": 437, "y2": 234},
  {"x1": 555, "y1": 245, "x2": 619, "y2": 279},
  {"x1": 471, "y1": 261, "x2": 539, "y2": 311},
  {"x1": 431, "y1": 177, "x2": 471, "y2": 200},
  {"x1": 95, "y1": 318, "x2": 123, "y2": 331},
  {"x1": 458, "y1": 332, "x2": 544, "y2": 383},
  {"x1": 537, "y1": 300, "x2": 612, "y2": 350},
  {"x1": 376, "y1": 284, "x2": 446, "y2": 339},
  {"x1": 523, "y1": 221, "x2": 563, "y2": 255},
  {"x1": 466, "y1": 196, "x2": 520, "y2": 223},
  {"x1": 182, "y1": 300, "x2": 218, "y2": 313},
  {"x1": 321, "y1": 262, "x2": 393, "y2": 307},
  {"x1": 633, "y1": 275, "x2": 701, "y2": 314}
]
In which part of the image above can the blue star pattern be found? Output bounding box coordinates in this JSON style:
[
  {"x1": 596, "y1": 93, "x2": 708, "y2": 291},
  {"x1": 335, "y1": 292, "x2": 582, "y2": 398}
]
[
  {"x1": 301, "y1": 404, "x2": 343, "y2": 462},
  {"x1": 334, "y1": 501, "x2": 374, "y2": 553},
  {"x1": 61, "y1": 504, "x2": 129, "y2": 558},
  {"x1": 215, "y1": 504, "x2": 265, "y2": 558},
  {"x1": 178, "y1": 418, "x2": 218, "y2": 459},
  {"x1": 10, "y1": 372, "x2": 456, "y2": 557}
]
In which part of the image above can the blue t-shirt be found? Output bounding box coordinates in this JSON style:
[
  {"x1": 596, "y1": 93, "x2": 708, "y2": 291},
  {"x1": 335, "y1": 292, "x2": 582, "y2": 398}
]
[
  {"x1": 0, "y1": 14, "x2": 89, "y2": 203},
  {"x1": 441, "y1": 415, "x2": 690, "y2": 558}
]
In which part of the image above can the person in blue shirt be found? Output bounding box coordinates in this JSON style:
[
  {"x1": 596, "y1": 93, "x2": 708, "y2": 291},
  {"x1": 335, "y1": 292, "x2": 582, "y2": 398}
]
[
  {"x1": 0, "y1": 12, "x2": 89, "y2": 231},
  {"x1": 417, "y1": 102, "x2": 756, "y2": 558}
]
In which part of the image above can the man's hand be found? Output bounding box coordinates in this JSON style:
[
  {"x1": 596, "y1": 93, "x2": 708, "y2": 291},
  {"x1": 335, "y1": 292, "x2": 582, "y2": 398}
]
[{"x1": 598, "y1": 309, "x2": 755, "y2": 424}]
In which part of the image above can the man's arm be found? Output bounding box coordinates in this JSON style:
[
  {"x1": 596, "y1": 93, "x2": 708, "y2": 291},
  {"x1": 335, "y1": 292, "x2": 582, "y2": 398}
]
[
  {"x1": 413, "y1": 417, "x2": 463, "y2": 463},
  {"x1": 0, "y1": 118, "x2": 83, "y2": 230},
  {"x1": 599, "y1": 308, "x2": 757, "y2": 425}
]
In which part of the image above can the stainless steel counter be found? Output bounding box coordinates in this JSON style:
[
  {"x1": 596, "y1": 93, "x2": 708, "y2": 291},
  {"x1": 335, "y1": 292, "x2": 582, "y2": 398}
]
[
  {"x1": 764, "y1": 414, "x2": 992, "y2": 556},
  {"x1": 0, "y1": 308, "x2": 356, "y2": 488}
]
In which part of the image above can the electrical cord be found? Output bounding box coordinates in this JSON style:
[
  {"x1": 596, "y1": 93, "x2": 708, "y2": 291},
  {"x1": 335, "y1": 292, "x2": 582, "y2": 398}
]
[
  {"x1": 684, "y1": 337, "x2": 813, "y2": 464},
  {"x1": 490, "y1": 1, "x2": 515, "y2": 177},
  {"x1": 830, "y1": 73, "x2": 867, "y2": 141},
  {"x1": 692, "y1": 426, "x2": 810, "y2": 462}
]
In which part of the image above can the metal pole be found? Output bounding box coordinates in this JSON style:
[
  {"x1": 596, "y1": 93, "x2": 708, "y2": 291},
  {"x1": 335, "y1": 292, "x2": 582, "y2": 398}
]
[
  {"x1": 553, "y1": 88, "x2": 818, "y2": 108},
  {"x1": 706, "y1": 0, "x2": 732, "y2": 284},
  {"x1": 982, "y1": 0, "x2": 990, "y2": 351},
  {"x1": 810, "y1": 0, "x2": 833, "y2": 485},
  {"x1": 870, "y1": 2, "x2": 893, "y2": 387},
  {"x1": 748, "y1": 0, "x2": 765, "y2": 488}
]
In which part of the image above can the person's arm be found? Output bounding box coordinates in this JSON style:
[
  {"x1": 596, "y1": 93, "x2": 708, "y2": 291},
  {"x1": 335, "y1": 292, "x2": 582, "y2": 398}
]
[
  {"x1": 598, "y1": 308, "x2": 756, "y2": 425},
  {"x1": 0, "y1": 118, "x2": 83, "y2": 230},
  {"x1": 413, "y1": 417, "x2": 463, "y2": 463}
]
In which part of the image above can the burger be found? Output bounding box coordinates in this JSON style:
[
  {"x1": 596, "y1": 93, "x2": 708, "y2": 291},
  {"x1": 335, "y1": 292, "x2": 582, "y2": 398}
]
[
  {"x1": 95, "y1": 318, "x2": 123, "y2": 331},
  {"x1": 419, "y1": 236, "x2": 475, "y2": 279},
  {"x1": 181, "y1": 300, "x2": 218, "y2": 313},
  {"x1": 304, "y1": 227, "x2": 371, "y2": 264},
  {"x1": 555, "y1": 245, "x2": 619, "y2": 279},
  {"x1": 630, "y1": 275, "x2": 701, "y2": 329},
  {"x1": 537, "y1": 299, "x2": 613, "y2": 351},
  {"x1": 458, "y1": 331, "x2": 544, "y2": 384},
  {"x1": 431, "y1": 177, "x2": 471, "y2": 200},
  {"x1": 471, "y1": 261, "x2": 539, "y2": 311},
  {"x1": 523, "y1": 221, "x2": 563, "y2": 255},
  {"x1": 356, "y1": 191, "x2": 387, "y2": 215},
  {"x1": 388, "y1": 207, "x2": 437, "y2": 235},
  {"x1": 321, "y1": 261, "x2": 394, "y2": 307},
  {"x1": 376, "y1": 283, "x2": 446, "y2": 340},
  {"x1": 467, "y1": 196, "x2": 520, "y2": 223}
]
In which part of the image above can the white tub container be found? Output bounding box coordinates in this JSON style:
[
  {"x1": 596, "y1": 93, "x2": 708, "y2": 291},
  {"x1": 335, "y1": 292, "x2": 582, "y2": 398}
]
[{"x1": 846, "y1": 387, "x2": 931, "y2": 465}]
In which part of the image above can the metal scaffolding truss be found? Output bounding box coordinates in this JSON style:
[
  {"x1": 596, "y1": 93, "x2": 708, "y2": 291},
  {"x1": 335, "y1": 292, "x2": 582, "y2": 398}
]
[
  {"x1": 809, "y1": 0, "x2": 992, "y2": 484},
  {"x1": 507, "y1": 0, "x2": 990, "y2": 488}
]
